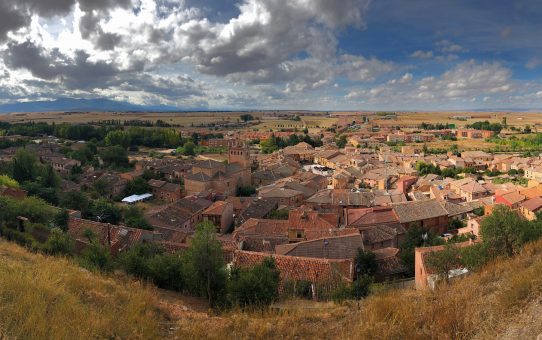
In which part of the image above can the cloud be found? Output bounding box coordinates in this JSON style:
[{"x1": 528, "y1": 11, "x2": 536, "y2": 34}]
[
  {"x1": 410, "y1": 50, "x2": 433, "y2": 59},
  {"x1": 436, "y1": 39, "x2": 466, "y2": 53},
  {"x1": 0, "y1": 0, "x2": 132, "y2": 42},
  {"x1": 526, "y1": 58, "x2": 540, "y2": 70}
]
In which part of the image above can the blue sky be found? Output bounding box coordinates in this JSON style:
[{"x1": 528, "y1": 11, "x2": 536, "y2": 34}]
[{"x1": 0, "y1": 0, "x2": 541, "y2": 110}]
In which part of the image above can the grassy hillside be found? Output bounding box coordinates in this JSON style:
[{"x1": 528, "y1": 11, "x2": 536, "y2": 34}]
[
  {"x1": 2, "y1": 237, "x2": 542, "y2": 339},
  {"x1": 0, "y1": 240, "x2": 168, "y2": 339}
]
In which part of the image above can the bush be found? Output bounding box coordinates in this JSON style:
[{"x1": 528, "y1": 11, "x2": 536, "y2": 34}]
[
  {"x1": 44, "y1": 228, "x2": 74, "y2": 256},
  {"x1": 228, "y1": 257, "x2": 280, "y2": 308},
  {"x1": 80, "y1": 241, "x2": 113, "y2": 272},
  {"x1": 118, "y1": 243, "x2": 184, "y2": 291}
]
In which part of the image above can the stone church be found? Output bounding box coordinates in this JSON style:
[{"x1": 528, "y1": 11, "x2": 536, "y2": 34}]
[{"x1": 184, "y1": 140, "x2": 252, "y2": 196}]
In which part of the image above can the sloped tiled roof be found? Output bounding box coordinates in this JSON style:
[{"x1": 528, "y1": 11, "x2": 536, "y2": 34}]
[
  {"x1": 392, "y1": 199, "x2": 448, "y2": 223},
  {"x1": 233, "y1": 250, "x2": 354, "y2": 283},
  {"x1": 275, "y1": 234, "x2": 363, "y2": 259}
]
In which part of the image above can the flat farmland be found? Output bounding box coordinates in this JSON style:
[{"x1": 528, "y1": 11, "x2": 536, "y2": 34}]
[
  {"x1": 0, "y1": 111, "x2": 266, "y2": 125},
  {"x1": 373, "y1": 111, "x2": 542, "y2": 128}
]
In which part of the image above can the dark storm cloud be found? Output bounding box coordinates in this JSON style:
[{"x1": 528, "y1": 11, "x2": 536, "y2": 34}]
[{"x1": 5, "y1": 40, "x2": 120, "y2": 88}]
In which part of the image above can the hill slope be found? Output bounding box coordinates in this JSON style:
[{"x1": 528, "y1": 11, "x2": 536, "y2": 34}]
[{"x1": 1, "y1": 238, "x2": 542, "y2": 339}]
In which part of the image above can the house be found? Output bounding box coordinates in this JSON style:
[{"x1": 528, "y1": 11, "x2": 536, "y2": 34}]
[
  {"x1": 396, "y1": 175, "x2": 418, "y2": 194},
  {"x1": 41, "y1": 155, "x2": 81, "y2": 177},
  {"x1": 232, "y1": 250, "x2": 353, "y2": 300},
  {"x1": 287, "y1": 207, "x2": 340, "y2": 242},
  {"x1": 233, "y1": 218, "x2": 290, "y2": 252},
  {"x1": 440, "y1": 201, "x2": 474, "y2": 220},
  {"x1": 494, "y1": 190, "x2": 526, "y2": 209},
  {"x1": 67, "y1": 217, "x2": 157, "y2": 256},
  {"x1": 392, "y1": 199, "x2": 449, "y2": 234},
  {"x1": 202, "y1": 200, "x2": 234, "y2": 234},
  {"x1": 373, "y1": 247, "x2": 408, "y2": 281},
  {"x1": 148, "y1": 179, "x2": 182, "y2": 202},
  {"x1": 519, "y1": 197, "x2": 542, "y2": 221},
  {"x1": 281, "y1": 142, "x2": 316, "y2": 162},
  {"x1": 236, "y1": 198, "x2": 279, "y2": 226},
  {"x1": 305, "y1": 189, "x2": 376, "y2": 223},
  {"x1": 81, "y1": 171, "x2": 128, "y2": 199},
  {"x1": 145, "y1": 196, "x2": 212, "y2": 234},
  {"x1": 458, "y1": 216, "x2": 484, "y2": 238},
  {"x1": 525, "y1": 166, "x2": 542, "y2": 180},
  {"x1": 258, "y1": 187, "x2": 305, "y2": 207},
  {"x1": 275, "y1": 234, "x2": 363, "y2": 259},
  {"x1": 345, "y1": 206, "x2": 401, "y2": 229},
  {"x1": 415, "y1": 241, "x2": 474, "y2": 290}
]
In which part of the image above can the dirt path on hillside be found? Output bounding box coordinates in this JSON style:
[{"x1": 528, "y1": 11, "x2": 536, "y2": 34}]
[{"x1": 496, "y1": 298, "x2": 542, "y2": 340}]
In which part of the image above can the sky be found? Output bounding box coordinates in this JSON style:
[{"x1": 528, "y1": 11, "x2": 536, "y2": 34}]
[{"x1": 0, "y1": 0, "x2": 542, "y2": 111}]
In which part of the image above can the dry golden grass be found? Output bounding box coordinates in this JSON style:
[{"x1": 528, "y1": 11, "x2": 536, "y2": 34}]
[
  {"x1": 3, "y1": 236, "x2": 542, "y2": 339},
  {"x1": 0, "y1": 240, "x2": 166, "y2": 340}
]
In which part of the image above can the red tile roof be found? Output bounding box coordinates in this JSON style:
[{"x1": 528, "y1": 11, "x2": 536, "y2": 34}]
[{"x1": 233, "y1": 250, "x2": 354, "y2": 284}]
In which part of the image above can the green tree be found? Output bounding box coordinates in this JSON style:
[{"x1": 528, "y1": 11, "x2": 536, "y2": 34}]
[
  {"x1": 355, "y1": 249, "x2": 377, "y2": 276},
  {"x1": 11, "y1": 148, "x2": 37, "y2": 183},
  {"x1": 236, "y1": 185, "x2": 256, "y2": 197},
  {"x1": 59, "y1": 191, "x2": 90, "y2": 213},
  {"x1": 336, "y1": 135, "x2": 348, "y2": 148},
  {"x1": 183, "y1": 221, "x2": 226, "y2": 306},
  {"x1": 480, "y1": 204, "x2": 532, "y2": 257},
  {"x1": 99, "y1": 146, "x2": 129, "y2": 168},
  {"x1": 425, "y1": 243, "x2": 462, "y2": 284},
  {"x1": 105, "y1": 130, "x2": 131, "y2": 148},
  {"x1": 182, "y1": 141, "x2": 196, "y2": 156},
  {"x1": 123, "y1": 205, "x2": 152, "y2": 230},
  {"x1": 399, "y1": 224, "x2": 443, "y2": 275},
  {"x1": 124, "y1": 177, "x2": 151, "y2": 196},
  {"x1": 228, "y1": 257, "x2": 280, "y2": 308},
  {"x1": 85, "y1": 199, "x2": 122, "y2": 224},
  {"x1": 54, "y1": 208, "x2": 70, "y2": 232}
]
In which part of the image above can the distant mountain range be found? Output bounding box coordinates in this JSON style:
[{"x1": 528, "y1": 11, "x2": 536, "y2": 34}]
[{"x1": 0, "y1": 98, "x2": 199, "y2": 113}]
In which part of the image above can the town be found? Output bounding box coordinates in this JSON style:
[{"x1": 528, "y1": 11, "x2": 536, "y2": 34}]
[{"x1": 1, "y1": 110, "x2": 542, "y2": 307}]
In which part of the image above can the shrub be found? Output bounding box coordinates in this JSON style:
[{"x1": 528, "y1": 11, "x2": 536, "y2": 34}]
[{"x1": 228, "y1": 257, "x2": 280, "y2": 308}]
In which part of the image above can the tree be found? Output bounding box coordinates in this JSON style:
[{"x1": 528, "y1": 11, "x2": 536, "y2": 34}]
[
  {"x1": 182, "y1": 221, "x2": 226, "y2": 306},
  {"x1": 236, "y1": 185, "x2": 256, "y2": 197},
  {"x1": 399, "y1": 224, "x2": 443, "y2": 275},
  {"x1": 480, "y1": 204, "x2": 532, "y2": 257},
  {"x1": 99, "y1": 146, "x2": 129, "y2": 168},
  {"x1": 336, "y1": 135, "x2": 348, "y2": 148},
  {"x1": 123, "y1": 205, "x2": 152, "y2": 230},
  {"x1": 425, "y1": 243, "x2": 462, "y2": 284},
  {"x1": 182, "y1": 141, "x2": 196, "y2": 156},
  {"x1": 85, "y1": 199, "x2": 122, "y2": 224},
  {"x1": 59, "y1": 191, "x2": 90, "y2": 213},
  {"x1": 54, "y1": 209, "x2": 70, "y2": 232},
  {"x1": 228, "y1": 257, "x2": 280, "y2": 308},
  {"x1": 260, "y1": 135, "x2": 279, "y2": 154},
  {"x1": 355, "y1": 249, "x2": 377, "y2": 277},
  {"x1": 240, "y1": 114, "x2": 254, "y2": 122},
  {"x1": 118, "y1": 243, "x2": 184, "y2": 291},
  {"x1": 105, "y1": 130, "x2": 131, "y2": 148},
  {"x1": 11, "y1": 148, "x2": 37, "y2": 183},
  {"x1": 124, "y1": 177, "x2": 151, "y2": 196}
]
